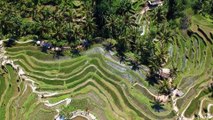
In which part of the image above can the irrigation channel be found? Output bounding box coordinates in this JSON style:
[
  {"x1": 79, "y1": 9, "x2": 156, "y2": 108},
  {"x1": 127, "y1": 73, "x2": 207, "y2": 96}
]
[{"x1": 0, "y1": 1, "x2": 213, "y2": 119}]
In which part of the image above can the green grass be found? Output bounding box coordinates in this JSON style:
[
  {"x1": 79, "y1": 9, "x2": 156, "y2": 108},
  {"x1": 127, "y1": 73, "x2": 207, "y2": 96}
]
[
  {"x1": 3, "y1": 25, "x2": 213, "y2": 120},
  {"x1": 7, "y1": 49, "x2": 152, "y2": 119},
  {"x1": 2, "y1": 65, "x2": 17, "y2": 104},
  {"x1": 192, "y1": 15, "x2": 213, "y2": 28},
  {"x1": 0, "y1": 65, "x2": 19, "y2": 120},
  {"x1": 210, "y1": 106, "x2": 213, "y2": 115},
  {"x1": 0, "y1": 107, "x2": 6, "y2": 120},
  {"x1": 184, "y1": 89, "x2": 211, "y2": 117},
  {"x1": 0, "y1": 75, "x2": 6, "y2": 100},
  {"x1": 62, "y1": 98, "x2": 90, "y2": 113}
]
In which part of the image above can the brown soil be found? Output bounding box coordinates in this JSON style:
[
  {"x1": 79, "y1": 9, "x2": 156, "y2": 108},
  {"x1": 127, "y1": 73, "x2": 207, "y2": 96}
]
[{"x1": 72, "y1": 116, "x2": 88, "y2": 120}]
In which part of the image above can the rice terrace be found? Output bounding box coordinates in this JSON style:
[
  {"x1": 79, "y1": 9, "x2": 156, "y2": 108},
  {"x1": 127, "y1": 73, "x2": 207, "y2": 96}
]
[{"x1": 0, "y1": 0, "x2": 213, "y2": 120}]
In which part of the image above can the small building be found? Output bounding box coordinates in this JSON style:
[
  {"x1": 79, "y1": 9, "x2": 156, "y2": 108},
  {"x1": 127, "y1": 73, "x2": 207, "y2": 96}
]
[
  {"x1": 51, "y1": 47, "x2": 55, "y2": 51},
  {"x1": 40, "y1": 41, "x2": 45, "y2": 46},
  {"x1": 55, "y1": 115, "x2": 65, "y2": 120},
  {"x1": 176, "y1": 90, "x2": 184, "y2": 97},
  {"x1": 172, "y1": 89, "x2": 184, "y2": 97},
  {"x1": 148, "y1": 0, "x2": 163, "y2": 6},
  {"x1": 159, "y1": 68, "x2": 171, "y2": 78},
  {"x1": 76, "y1": 45, "x2": 83, "y2": 51},
  {"x1": 54, "y1": 47, "x2": 62, "y2": 52},
  {"x1": 156, "y1": 95, "x2": 168, "y2": 103},
  {"x1": 43, "y1": 43, "x2": 52, "y2": 49},
  {"x1": 63, "y1": 46, "x2": 71, "y2": 50},
  {"x1": 36, "y1": 41, "x2": 41, "y2": 45}
]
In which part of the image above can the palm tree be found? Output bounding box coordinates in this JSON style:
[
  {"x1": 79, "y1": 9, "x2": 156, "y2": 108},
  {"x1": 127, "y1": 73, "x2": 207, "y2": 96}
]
[
  {"x1": 170, "y1": 63, "x2": 178, "y2": 78},
  {"x1": 116, "y1": 35, "x2": 130, "y2": 54},
  {"x1": 157, "y1": 23, "x2": 173, "y2": 44},
  {"x1": 84, "y1": 15, "x2": 97, "y2": 39},
  {"x1": 116, "y1": 0, "x2": 132, "y2": 15},
  {"x1": 156, "y1": 7, "x2": 167, "y2": 23},
  {"x1": 159, "y1": 80, "x2": 172, "y2": 95},
  {"x1": 125, "y1": 52, "x2": 140, "y2": 70},
  {"x1": 5, "y1": 38, "x2": 16, "y2": 47},
  {"x1": 103, "y1": 38, "x2": 117, "y2": 51}
]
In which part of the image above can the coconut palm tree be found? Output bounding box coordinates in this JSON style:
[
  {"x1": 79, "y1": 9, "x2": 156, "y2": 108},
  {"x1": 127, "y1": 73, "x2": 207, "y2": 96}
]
[
  {"x1": 84, "y1": 15, "x2": 97, "y2": 39},
  {"x1": 103, "y1": 14, "x2": 120, "y2": 38},
  {"x1": 159, "y1": 80, "x2": 172, "y2": 95}
]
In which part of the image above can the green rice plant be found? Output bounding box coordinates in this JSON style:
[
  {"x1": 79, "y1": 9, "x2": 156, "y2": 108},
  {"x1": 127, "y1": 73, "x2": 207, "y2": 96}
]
[
  {"x1": 0, "y1": 75, "x2": 6, "y2": 100},
  {"x1": 184, "y1": 89, "x2": 211, "y2": 117}
]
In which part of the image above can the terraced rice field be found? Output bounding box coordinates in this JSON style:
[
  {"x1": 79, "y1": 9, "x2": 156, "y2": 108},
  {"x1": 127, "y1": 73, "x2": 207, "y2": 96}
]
[{"x1": 0, "y1": 23, "x2": 213, "y2": 119}]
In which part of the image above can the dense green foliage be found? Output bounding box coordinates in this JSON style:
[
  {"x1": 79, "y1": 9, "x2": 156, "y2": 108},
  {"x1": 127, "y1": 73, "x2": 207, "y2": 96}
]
[
  {"x1": 0, "y1": 0, "x2": 212, "y2": 118},
  {"x1": 0, "y1": 0, "x2": 213, "y2": 81},
  {"x1": 0, "y1": 0, "x2": 96, "y2": 46}
]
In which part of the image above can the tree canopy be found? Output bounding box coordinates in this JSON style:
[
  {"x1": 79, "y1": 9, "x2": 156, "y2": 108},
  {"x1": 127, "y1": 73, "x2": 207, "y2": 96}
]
[{"x1": 0, "y1": 0, "x2": 212, "y2": 71}]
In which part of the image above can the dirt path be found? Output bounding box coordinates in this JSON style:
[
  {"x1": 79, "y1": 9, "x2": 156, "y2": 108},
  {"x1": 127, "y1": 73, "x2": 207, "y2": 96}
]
[
  {"x1": 180, "y1": 89, "x2": 203, "y2": 120},
  {"x1": 207, "y1": 104, "x2": 213, "y2": 119},
  {"x1": 69, "y1": 110, "x2": 96, "y2": 120},
  {"x1": 172, "y1": 82, "x2": 198, "y2": 113},
  {"x1": 133, "y1": 83, "x2": 157, "y2": 98},
  {"x1": 1, "y1": 38, "x2": 199, "y2": 119},
  {"x1": 0, "y1": 41, "x2": 10, "y2": 105},
  {"x1": 138, "y1": 0, "x2": 164, "y2": 36},
  {"x1": 198, "y1": 98, "x2": 206, "y2": 118},
  {"x1": 44, "y1": 98, "x2": 71, "y2": 107},
  {"x1": 96, "y1": 47, "x2": 162, "y2": 99},
  {"x1": 0, "y1": 40, "x2": 70, "y2": 108},
  {"x1": 140, "y1": 6, "x2": 150, "y2": 15}
]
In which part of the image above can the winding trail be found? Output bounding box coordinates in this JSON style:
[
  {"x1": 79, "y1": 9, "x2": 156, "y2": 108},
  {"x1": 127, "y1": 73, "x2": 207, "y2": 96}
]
[
  {"x1": 137, "y1": 0, "x2": 164, "y2": 36},
  {"x1": 180, "y1": 90, "x2": 203, "y2": 120},
  {"x1": 44, "y1": 98, "x2": 71, "y2": 107},
  {"x1": 1, "y1": 38, "x2": 205, "y2": 120},
  {"x1": 207, "y1": 104, "x2": 213, "y2": 119},
  {"x1": 198, "y1": 98, "x2": 206, "y2": 119},
  {"x1": 0, "y1": 40, "x2": 100, "y2": 120},
  {"x1": 69, "y1": 110, "x2": 96, "y2": 120},
  {"x1": 172, "y1": 81, "x2": 201, "y2": 118},
  {"x1": 0, "y1": 40, "x2": 71, "y2": 108},
  {"x1": 96, "y1": 47, "x2": 162, "y2": 98},
  {"x1": 0, "y1": 39, "x2": 162, "y2": 119},
  {"x1": 194, "y1": 99, "x2": 213, "y2": 119},
  {"x1": 133, "y1": 83, "x2": 157, "y2": 98}
]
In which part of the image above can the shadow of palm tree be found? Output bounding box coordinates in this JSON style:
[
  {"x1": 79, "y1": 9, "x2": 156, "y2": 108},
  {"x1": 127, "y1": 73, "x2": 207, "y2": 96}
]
[
  {"x1": 103, "y1": 44, "x2": 113, "y2": 51},
  {"x1": 53, "y1": 50, "x2": 64, "y2": 59},
  {"x1": 71, "y1": 49, "x2": 81, "y2": 57},
  {"x1": 130, "y1": 61, "x2": 140, "y2": 71},
  {"x1": 150, "y1": 100, "x2": 165, "y2": 112},
  {"x1": 117, "y1": 51, "x2": 126, "y2": 63},
  {"x1": 5, "y1": 38, "x2": 16, "y2": 47},
  {"x1": 208, "y1": 83, "x2": 213, "y2": 97},
  {"x1": 146, "y1": 73, "x2": 159, "y2": 86},
  {"x1": 41, "y1": 46, "x2": 48, "y2": 53}
]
